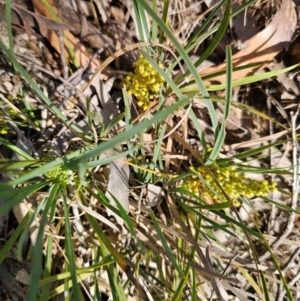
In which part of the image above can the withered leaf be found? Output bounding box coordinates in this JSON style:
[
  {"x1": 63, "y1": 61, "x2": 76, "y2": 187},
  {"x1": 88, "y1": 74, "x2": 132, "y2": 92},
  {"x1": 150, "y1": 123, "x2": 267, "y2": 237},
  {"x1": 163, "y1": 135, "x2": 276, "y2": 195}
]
[
  {"x1": 0, "y1": 1, "x2": 72, "y2": 32},
  {"x1": 200, "y1": 0, "x2": 297, "y2": 86}
]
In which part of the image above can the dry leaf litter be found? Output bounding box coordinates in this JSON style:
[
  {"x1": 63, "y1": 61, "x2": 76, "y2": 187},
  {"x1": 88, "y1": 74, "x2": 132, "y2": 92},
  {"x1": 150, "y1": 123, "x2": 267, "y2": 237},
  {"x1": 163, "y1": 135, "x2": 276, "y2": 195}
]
[{"x1": 0, "y1": 0, "x2": 300, "y2": 300}]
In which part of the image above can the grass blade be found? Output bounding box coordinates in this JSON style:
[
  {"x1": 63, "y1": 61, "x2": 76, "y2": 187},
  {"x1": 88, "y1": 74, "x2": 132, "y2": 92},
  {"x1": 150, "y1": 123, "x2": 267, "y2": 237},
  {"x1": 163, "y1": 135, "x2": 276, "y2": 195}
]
[{"x1": 207, "y1": 45, "x2": 233, "y2": 164}]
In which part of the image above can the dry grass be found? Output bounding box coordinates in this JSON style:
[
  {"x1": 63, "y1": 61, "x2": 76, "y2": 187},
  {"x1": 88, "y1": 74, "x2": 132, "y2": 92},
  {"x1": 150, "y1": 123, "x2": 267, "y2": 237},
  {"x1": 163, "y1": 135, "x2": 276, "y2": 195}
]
[{"x1": 0, "y1": 0, "x2": 300, "y2": 300}]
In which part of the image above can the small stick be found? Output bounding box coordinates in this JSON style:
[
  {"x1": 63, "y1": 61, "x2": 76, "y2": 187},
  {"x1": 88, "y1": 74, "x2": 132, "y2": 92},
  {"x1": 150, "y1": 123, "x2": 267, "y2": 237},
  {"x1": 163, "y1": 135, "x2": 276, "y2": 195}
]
[
  {"x1": 259, "y1": 105, "x2": 300, "y2": 262},
  {"x1": 277, "y1": 247, "x2": 300, "y2": 301}
]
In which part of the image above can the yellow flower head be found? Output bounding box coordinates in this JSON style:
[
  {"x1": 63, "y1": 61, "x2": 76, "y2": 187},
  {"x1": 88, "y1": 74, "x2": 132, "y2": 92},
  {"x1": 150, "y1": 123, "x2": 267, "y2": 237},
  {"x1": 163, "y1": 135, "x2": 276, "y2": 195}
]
[
  {"x1": 123, "y1": 55, "x2": 164, "y2": 110},
  {"x1": 182, "y1": 164, "x2": 277, "y2": 206}
]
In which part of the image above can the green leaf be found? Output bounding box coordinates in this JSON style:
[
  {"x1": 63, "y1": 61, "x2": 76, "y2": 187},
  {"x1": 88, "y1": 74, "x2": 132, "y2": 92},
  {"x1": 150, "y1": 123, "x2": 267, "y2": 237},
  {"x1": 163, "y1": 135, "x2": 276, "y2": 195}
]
[
  {"x1": 137, "y1": 0, "x2": 218, "y2": 134},
  {"x1": 27, "y1": 184, "x2": 61, "y2": 300},
  {"x1": 0, "y1": 211, "x2": 31, "y2": 264},
  {"x1": 206, "y1": 45, "x2": 232, "y2": 164},
  {"x1": 150, "y1": 212, "x2": 184, "y2": 277},
  {"x1": 61, "y1": 186, "x2": 84, "y2": 300}
]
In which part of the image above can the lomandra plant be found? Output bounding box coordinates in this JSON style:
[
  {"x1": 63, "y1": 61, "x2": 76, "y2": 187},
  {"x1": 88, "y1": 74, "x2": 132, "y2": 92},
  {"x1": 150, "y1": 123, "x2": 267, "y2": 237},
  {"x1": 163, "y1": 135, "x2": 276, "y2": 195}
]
[
  {"x1": 0, "y1": 0, "x2": 299, "y2": 300},
  {"x1": 181, "y1": 163, "x2": 277, "y2": 206},
  {"x1": 123, "y1": 55, "x2": 164, "y2": 110}
]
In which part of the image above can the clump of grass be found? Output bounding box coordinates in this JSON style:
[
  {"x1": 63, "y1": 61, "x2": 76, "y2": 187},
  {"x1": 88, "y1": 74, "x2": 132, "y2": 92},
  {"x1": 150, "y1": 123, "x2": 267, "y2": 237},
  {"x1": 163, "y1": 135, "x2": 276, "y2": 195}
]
[
  {"x1": 0, "y1": 91, "x2": 41, "y2": 134},
  {"x1": 123, "y1": 55, "x2": 164, "y2": 110},
  {"x1": 182, "y1": 163, "x2": 277, "y2": 206},
  {"x1": 0, "y1": 1, "x2": 298, "y2": 300}
]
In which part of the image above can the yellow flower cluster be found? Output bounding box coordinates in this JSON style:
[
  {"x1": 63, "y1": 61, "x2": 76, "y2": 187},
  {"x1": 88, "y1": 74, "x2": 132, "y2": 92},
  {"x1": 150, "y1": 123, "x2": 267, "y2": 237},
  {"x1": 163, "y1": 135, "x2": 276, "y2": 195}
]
[
  {"x1": 123, "y1": 55, "x2": 164, "y2": 110},
  {"x1": 44, "y1": 165, "x2": 68, "y2": 182},
  {"x1": 182, "y1": 164, "x2": 277, "y2": 206},
  {"x1": 43, "y1": 154, "x2": 76, "y2": 183}
]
